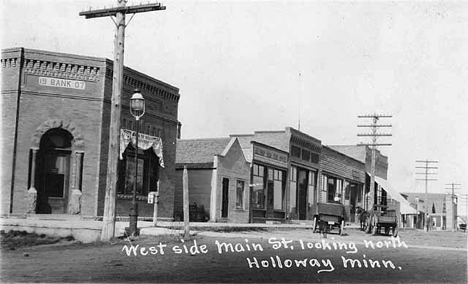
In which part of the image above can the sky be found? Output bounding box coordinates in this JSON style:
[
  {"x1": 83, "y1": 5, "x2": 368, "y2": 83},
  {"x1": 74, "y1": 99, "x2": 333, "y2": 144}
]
[{"x1": 1, "y1": 0, "x2": 467, "y2": 216}]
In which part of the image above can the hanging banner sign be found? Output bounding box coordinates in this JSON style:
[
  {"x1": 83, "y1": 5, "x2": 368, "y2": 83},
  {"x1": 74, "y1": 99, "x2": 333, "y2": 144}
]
[
  {"x1": 119, "y1": 129, "x2": 165, "y2": 168},
  {"x1": 39, "y1": 77, "x2": 86, "y2": 90}
]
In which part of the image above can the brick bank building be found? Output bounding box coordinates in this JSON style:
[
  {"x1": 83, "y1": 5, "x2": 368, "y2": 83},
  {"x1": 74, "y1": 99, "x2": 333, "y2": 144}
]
[{"x1": 1, "y1": 48, "x2": 180, "y2": 220}]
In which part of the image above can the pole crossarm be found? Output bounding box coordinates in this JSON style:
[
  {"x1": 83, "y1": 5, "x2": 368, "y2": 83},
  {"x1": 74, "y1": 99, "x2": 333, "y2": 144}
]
[
  {"x1": 357, "y1": 133, "x2": 392, "y2": 136},
  {"x1": 358, "y1": 115, "x2": 392, "y2": 118},
  {"x1": 79, "y1": 3, "x2": 166, "y2": 19},
  {"x1": 357, "y1": 112, "x2": 392, "y2": 211},
  {"x1": 357, "y1": 124, "x2": 392, "y2": 127},
  {"x1": 415, "y1": 159, "x2": 439, "y2": 232},
  {"x1": 357, "y1": 143, "x2": 392, "y2": 146}
]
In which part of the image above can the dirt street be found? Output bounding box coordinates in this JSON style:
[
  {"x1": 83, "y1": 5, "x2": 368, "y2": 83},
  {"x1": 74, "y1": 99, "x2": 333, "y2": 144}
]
[{"x1": 1, "y1": 228, "x2": 467, "y2": 283}]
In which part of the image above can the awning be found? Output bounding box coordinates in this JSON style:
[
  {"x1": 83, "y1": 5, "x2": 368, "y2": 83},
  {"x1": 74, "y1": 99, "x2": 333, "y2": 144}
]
[
  {"x1": 119, "y1": 129, "x2": 165, "y2": 168},
  {"x1": 374, "y1": 176, "x2": 419, "y2": 215}
]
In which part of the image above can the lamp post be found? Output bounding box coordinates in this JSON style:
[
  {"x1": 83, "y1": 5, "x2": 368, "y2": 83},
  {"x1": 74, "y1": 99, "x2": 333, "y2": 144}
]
[{"x1": 129, "y1": 89, "x2": 145, "y2": 236}]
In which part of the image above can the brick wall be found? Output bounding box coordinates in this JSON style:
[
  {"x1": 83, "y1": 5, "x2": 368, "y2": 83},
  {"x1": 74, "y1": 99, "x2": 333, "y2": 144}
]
[
  {"x1": 2, "y1": 48, "x2": 180, "y2": 218},
  {"x1": 1, "y1": 48, "x2": 23, "y2": 215},
  {"x1": 7, "y1": 48, "x2": 106, "y2": 216},
  {"x1": 105, "y1": 61, "x2": 180, "y2": 220}
]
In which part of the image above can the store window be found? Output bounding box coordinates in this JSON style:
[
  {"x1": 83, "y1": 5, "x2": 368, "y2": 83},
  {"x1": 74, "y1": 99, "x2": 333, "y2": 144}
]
[
  {"x1": 327, "y1": 177, "x2": 336, "y2": 202},
  {"x1": 117, "y1": 147, "x2": 159, "y2": 196},
  {"x1": 321, "y1": 175, "x2": 327, "y2": 192},
  {"x1": 308, "y1": 171, "x2": 316, "y2": 205},
  {"x1": 252, "y1": 164, "x2": 265, "y2": 209},
  {"x1": 236, "y1": 180, "x2": 245, "y2": 209},
  {"x1": 289, "y1": 166, "x2": 297, "y2": 208},
  {"x1": 290, "y1": 166, "x2": 297, "y2": 182},
  {"x1": 273, "y1": 169, "x2": 285, "y2": 210},
  {"x1": 344, "y1": 180, "x2": 350, "y2": 201}
]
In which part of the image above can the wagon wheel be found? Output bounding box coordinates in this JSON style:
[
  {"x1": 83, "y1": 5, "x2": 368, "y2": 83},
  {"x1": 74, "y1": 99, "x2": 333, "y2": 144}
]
[
  {"x1": 371, "y1": 215, "x2": 378, "y2": 235},
  {"x1": 339, "y1": 220, "x2": 345, "y2": 236},
  {"x1": 392, "y1": 217, "x2": 400, "y2": 237},
  {"x1": 312, "y1": 216, "x2": 318, "y2": 233},
  {"x1": 384, "y1": 227, "x2": 391, "y2": 235},
  {"x1": 319, "y1": 221, "x2": 328, "y2": 238},
  {"x1": 364, "y1": 215, "x2": 372, "y2": 234}
]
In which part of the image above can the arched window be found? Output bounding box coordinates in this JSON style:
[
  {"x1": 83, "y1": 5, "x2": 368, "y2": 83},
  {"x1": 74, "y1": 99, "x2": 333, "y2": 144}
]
[{"x1": 40, "y1": 128, "x2": 73, "y2": 150}]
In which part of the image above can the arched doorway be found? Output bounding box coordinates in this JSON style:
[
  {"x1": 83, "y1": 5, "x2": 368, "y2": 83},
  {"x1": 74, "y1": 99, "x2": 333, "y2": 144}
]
[{"x1": 36, "y1": 128, "x2": 73, "y2": 214}]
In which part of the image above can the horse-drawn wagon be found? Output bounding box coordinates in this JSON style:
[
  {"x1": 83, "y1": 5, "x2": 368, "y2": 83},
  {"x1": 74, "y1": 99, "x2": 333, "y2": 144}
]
[
  {"x1": 363, "y1": 204, "x2": 399, "y2": 237},
  {"x1": 313, "y1": 202, "x2": 346, "y2": 236}
]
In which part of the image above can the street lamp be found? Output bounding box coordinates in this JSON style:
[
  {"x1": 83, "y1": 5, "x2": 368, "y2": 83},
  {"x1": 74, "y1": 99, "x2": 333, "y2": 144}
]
[{"x1": 129, "y1": 89, "x2": 145, "y2": 236}]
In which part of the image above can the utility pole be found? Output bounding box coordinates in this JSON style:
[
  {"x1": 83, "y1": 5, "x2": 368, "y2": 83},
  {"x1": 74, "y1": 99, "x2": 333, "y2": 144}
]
[
  {"x1": 459, "y1": 194, "x2": 468, "y2": 228},
  {"x1": 415, "y1": 160, "x2": 438, "y2": 232},
  {"x1": 445, "y1": 183, "x2": 461, "y2": 231},
  {"x1": 357, "y1": 113, "x2": 392, "y2": 212},
  {"x1": 79, "y1": 0, "x2": 166, "y2": 241}
]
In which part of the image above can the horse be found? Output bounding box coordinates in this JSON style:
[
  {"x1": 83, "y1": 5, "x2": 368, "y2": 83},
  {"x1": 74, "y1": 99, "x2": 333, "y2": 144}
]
[{"x1": 356, "y1": 206, "x2": 369, "y2": 231}]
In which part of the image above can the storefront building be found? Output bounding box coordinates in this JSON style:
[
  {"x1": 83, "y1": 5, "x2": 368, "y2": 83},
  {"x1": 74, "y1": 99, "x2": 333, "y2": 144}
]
[
  {"x1": 174, "y1": 138, "x2": 250, "y2": 223},
  {"x1": 329, "y1": 145, "x2": 388, "y2": 211},
  {"x1": 319, "y1": 146, "x2": 366, "y2": 223},
  {"x1": 232, "y1": 127, "x2": 322, "y2": 223},
  {"x1": 250, "y1": 142, "x2": 288, "y2": 223},
  {"x1": 1, "y1": 48, "x2": 180, "y2": 220}
]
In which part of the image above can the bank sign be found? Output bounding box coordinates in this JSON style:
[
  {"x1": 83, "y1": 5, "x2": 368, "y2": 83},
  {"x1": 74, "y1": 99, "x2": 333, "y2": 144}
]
[{"x1": 39, "y1": 77, "x2": 86, "y2": 90}]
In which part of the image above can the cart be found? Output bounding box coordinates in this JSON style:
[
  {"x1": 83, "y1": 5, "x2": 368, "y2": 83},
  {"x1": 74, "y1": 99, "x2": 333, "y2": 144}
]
[
  {"x1": 364, "y1": 204, "x2": 399, "y2": 237},
  {"x1": 313, "y1": 202, "x2": 346, "y2": 236}
]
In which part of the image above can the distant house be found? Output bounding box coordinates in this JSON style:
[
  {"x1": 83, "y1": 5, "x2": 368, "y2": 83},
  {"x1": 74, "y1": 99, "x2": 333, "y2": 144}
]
[
  {"x1": 403, "y1": 193, "x2": 457, "y2": 231},
  {"x1": 174, "y1": 138, "x2": 250, "y2": 223}
]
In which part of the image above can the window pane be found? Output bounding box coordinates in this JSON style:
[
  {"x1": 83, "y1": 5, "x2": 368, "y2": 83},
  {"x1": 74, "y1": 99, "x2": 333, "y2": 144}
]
[
  {"x1": 274, "y1": 180, "x2": 283, "y2": 210},
  {"x1": 268, "y1": 168, "x2": 273, "y2": 181},
  {"x1": 125, "y1": 156, "x2": 144, "y2": 195},
  {"x1": 290, "y1": 166, "x2": 297, "y2": 182},
  {"x1": 253, "y1": 164, "x2": 259, "y2": 176},
  {"x1": 290, "y1": 180, "x2": 297, "y2": 208},
  {"x1": 309, "y1": 171, "x2": 316, "y2": 186},
  {"x1": 301, "y1": 149, "x2": 310, "y2": 161},
  {"x1": 291, "y1": 146, "x2": 301, "y2": 158},
  {"x1": 253, "y1": 176, "x2": 265, "y2": 209},
  {"x1": 236, "y1": 180, "x2": 244, "y2": 209},
  {"x1": 259, "y1": 165, "x2": 264, "y2": 177},
  {"x1": 327, "y1": 177, "x2": 336, "y2": 202},
  {"x1": 310, "y1": 153, "x2": 319, "y2": 164},
  {"x1": 308, "y1": 185, "x2": 315, "y2": 205}
]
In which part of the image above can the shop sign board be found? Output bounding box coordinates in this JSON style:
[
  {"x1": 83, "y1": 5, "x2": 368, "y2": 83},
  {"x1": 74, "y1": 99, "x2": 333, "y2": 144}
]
[{"x1": 39, "y1": 77, "x2": 86, "y2": 90}]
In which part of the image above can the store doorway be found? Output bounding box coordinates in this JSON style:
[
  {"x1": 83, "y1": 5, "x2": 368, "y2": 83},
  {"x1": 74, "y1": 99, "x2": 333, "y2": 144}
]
[
  {"x1": 297, "y1": 168, "x2": 309, "y2": 220},
  {"x1": 36, "y1": 128, "x2": 73, "y2": 214},
  {"x1": 221, "y1": 178, "x2": 229, "y2": 218}
]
